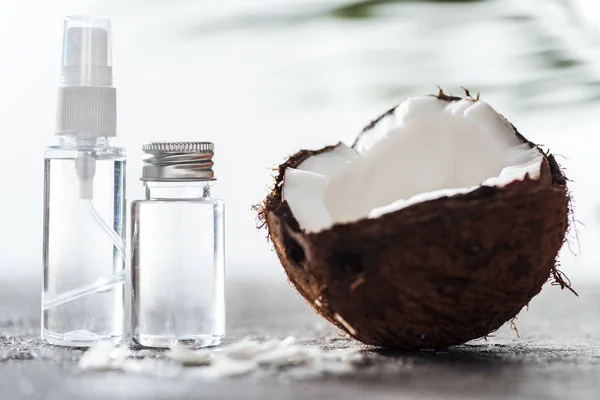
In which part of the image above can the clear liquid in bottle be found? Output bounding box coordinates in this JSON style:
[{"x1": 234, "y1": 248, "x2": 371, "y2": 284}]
[
  {"x1": 43, "y1": 144, "x2": 126, "y2": 346},
  {"x1": 131, "y1": 183, "x2": 225, "y2": 349}
]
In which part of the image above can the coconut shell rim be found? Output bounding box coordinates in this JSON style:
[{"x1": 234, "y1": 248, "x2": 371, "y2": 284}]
[{"x1": 262, "y1": 92, "x2": 569, "y2": 232}]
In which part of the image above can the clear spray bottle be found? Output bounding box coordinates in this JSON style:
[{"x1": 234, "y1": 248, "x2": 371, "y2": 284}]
[{"x1": 42, "y1": 16, "x2": 126, "y2": 346}]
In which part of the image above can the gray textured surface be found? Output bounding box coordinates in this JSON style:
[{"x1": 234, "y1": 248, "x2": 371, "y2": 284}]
[{"x1": 1, "y1": 274, "x2": 599, "y2": 400}]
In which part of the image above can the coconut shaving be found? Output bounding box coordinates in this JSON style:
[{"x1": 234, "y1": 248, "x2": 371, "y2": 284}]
[{"x1": 78, "y1": 337, "x2": 364, "y2": 378}]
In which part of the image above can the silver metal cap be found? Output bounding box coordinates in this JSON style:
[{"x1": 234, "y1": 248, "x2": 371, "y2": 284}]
[{"x1": 141, "y1": 141, "x2": 215, "y2": 182}]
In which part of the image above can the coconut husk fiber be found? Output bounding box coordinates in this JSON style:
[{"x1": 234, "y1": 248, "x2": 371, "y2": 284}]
[{"x1": 257, "y1": 92, "x2": 574, "y2": 349}]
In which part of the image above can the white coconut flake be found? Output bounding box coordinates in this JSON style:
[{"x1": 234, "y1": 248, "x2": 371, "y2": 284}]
[
  {"x1": 167, "y1": 344, "x2": 212, "y2": 366},
  {"x1": 165, "y1": 336, "x2": 365, "y2": 378},
  {"x1": 254, "y1": 345, "x2": 316, "y2": 366},
  {"x1": 311, "y1": 358, "x2": 356, "y2": 375},
  {"x1": 279, "y1": 336, "x2": 297, "y2": 347},
  {"x1": 208, "y1": 357, "x2": 258, "y2": 378},
  {"x1": 78, "y1": 337, "x2": 364, "y2": 378},
  {"x1": 120, "y1": 358, "x2": 182, "y2": 376},
  {"x1": 78, "y1": 341, "x2": 126, "y2": 371},
  {"x1": 319, "y1": 348, "x2": 362, "y2": 362},
  {"x1": 283, "y1": 96, "x2": 545, "y2": 233},
  {"x1": 219, "y1": 337, "x2": 283, "y2": 360}
]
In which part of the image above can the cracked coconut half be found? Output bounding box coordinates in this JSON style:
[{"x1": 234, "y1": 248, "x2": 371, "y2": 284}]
[{"x1": 258, "y1": 90, "x2": 573, "y2": 349}]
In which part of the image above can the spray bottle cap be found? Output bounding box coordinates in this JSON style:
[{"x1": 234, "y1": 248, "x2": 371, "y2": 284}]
[
  {"x1": 61, "y1": 16, "x2": 113, "y2": 86},
  {"x1": 56, "y1": 16, "x2": 117, "y2": 137}
]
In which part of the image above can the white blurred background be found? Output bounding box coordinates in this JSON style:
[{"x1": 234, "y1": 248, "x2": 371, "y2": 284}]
[{"x1": 0, "y1": 0, "x2": 599, "y2": 285}]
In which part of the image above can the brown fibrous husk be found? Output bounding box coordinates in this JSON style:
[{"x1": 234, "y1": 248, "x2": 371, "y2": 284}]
[{"x1": 256, "y1": 91, "x2": 574, "y2": 349}]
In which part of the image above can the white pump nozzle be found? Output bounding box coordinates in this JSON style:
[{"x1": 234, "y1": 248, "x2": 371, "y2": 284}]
[
  {"x1": 56, "y1": 16, "x2": 117, "y2": 137},
  {"x1": 61, "y1": 16, "x2": 113, "y2": 87}
]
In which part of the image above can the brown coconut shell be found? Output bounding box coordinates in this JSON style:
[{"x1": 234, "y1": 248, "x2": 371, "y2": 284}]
[{"x1": 258, "y1": 93, "x2": 573, "y2": 349}]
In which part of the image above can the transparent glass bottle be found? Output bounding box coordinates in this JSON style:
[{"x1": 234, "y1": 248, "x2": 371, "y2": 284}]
[
  {"x1": 131, "y1": 142, "x2": 225, "y2": 349},
  {"x1": 42, "y1": 16, "x2": 126, "y2": 346},
  {"x1": 43, "y1": 137, "x2": 126, "y2": 346}
]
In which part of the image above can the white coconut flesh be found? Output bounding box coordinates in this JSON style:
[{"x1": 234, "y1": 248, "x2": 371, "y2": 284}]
[{"x1": 282, "y1": 96, "x2": 545, "y2": 233}]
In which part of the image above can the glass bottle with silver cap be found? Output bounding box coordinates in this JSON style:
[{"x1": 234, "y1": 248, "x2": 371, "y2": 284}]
[{"x1": 131, "y1": 142, "x2": 225, "y2": 348}]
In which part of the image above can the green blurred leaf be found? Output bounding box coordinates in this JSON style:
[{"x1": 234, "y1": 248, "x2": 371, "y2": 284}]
[{"x1": 331, "y1": 0, "x2": 485, "y2": 20}]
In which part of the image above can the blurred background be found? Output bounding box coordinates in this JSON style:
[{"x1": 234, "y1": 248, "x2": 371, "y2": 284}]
[{"x1": 0, "y1": 0, "x2": 599, "y2": 288}]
